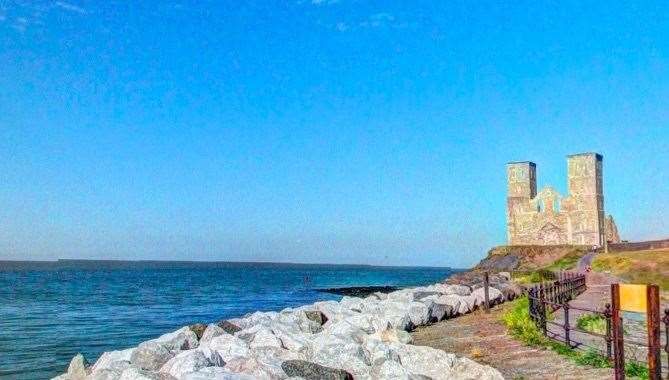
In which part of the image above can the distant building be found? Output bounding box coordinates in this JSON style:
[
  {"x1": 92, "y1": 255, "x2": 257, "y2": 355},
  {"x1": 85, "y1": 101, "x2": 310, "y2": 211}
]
[{"x1": 506, "y1": 153, "x2": 620, "y2": 246}]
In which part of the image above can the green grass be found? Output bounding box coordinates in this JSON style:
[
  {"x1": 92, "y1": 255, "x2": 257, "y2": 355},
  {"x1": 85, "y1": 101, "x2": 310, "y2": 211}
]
[
  {"x1": 592, "y1": 249, "x2": 669, "y2": 291},
  {"x1": 546, "y1": 251, "x2": 583, "y2": 271},
  {"x1": 576, "y1": 313, "x2": 607, "y2": 335},
  {"x1": 501, "y1": 298, "x2": 649, "y2": 379},
  {"x1": 512, "y1": 270, "x2": 555, "y2": 285},
  {"x1": 501, "y1": 297, "x2": 547, "y2": 345}
]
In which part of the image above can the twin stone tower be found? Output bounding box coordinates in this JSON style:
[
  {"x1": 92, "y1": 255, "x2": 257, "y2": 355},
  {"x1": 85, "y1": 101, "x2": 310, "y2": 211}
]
[{"x1": 506, "y1": 152, "x2": 620, "y2": 247}]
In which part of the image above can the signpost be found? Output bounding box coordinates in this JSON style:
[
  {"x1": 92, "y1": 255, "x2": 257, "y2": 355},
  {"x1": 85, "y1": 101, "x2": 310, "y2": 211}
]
[{"x1": 611, "y1": 283, "x2": 662, "y2": 380}]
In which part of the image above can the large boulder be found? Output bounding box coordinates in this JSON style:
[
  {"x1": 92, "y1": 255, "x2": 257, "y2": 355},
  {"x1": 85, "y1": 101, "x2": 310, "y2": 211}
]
[
  {"x1": 309, "y1": 340, "x2": 371, "y2": 378},
  {"x1": 304, "y1": 310, "x2": 328, "y2": 326},
  {"x1": 189, "y1": 324, "x2": 208, "y2": 340},
  {"x1": 388, "y1": 343, "x2": 503, "y2": 380},
  {"x1": 281, "y1": 360, "x2": 353, "y2": 380},
  {"x1": 216, "y1": 321, "x2": 242, "y2": 335},
  {"x1": 152, "y1": 327, "x2": 199, "y2": 352},
  {"x1": 207, "y1": 333, "x2": 250, "y2": 362},
  {"x1": 370, "y1": 359, "x2": 415, "y2": 380},
  {"x1": 200, "y1": 324, "x2": 226, "y2": 346},
  {"x1": 89, "y1": 349, "x2": 134, "y2": 380},
  {"x1": 270, "y1": 324, "x2": 310, "y2": 352},
  {"x1": 118, "y1": 367, "x2": 169, "y2": 380},
  {"x1": 223, "y1": 353, "x2": 287, "y2": 380},
  {"x1": 407, "y1": 302, "x2": 430, "y2": 327},
  {"x1": 65, "y1": 354, "x2": 89, "y2": 380},
  {"x1": 181, "y1": 367, "x2": 255, "y2": 379},
  {"x1": 130, "y1": 341, "x2": 176, "y2": 371},
  {"x1": 249, "y1": 327, "x2": 283, "y2": 349},
  {"x1": 159, "y1": 349, "x2": 214, "y2": 378}
]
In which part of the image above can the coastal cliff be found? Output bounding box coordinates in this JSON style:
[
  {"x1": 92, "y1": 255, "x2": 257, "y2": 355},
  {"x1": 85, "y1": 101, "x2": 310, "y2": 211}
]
[{"x1": 54, "y1": 273, "x2": 520, "y2": 380}]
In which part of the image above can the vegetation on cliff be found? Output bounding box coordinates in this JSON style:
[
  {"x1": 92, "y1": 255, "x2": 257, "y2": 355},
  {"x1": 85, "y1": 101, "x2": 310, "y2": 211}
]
[
  {"x1": 477, "y1": 245, "x2": 590, "y2": 272},
  {"x1": 592, "y1": 249, "x2": 669, "y2": 291}
]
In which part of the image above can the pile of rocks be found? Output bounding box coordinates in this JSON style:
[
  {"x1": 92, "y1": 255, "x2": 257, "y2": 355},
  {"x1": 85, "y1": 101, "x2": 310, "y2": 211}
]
[{"x1": 55, "y1": 273, "x2": 519, "y2": 380}]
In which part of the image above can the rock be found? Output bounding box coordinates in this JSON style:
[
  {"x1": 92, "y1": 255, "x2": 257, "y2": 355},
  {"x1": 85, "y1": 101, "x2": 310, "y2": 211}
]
[
  {"x1": 207, "y1": 333, "x2": 250, "y2": 362},
  {"x1": 189, "y1": 324, "x2": 208, "y2": 340},
  {"x1": 304, "y1": 310, "x2": 327, "y2": 326},
  {"x1": 118, "y1": 367, "x2": 170, "y2": 380},
  {"x1": 389, "y1": 343, "x2": 503, "y2": 380},
  {"x1": 370, "y1": 360, "x2": 413, "y2": 380},
  {"x1": 92, "y1": 349, "x2": 134, "y2": 372},
  {"x1": 276, "y1": 310, "x2": 322, "y2": 334},
  {"x1": 309, "y1": 340, "x2": 371, "y2": 378},
  {"x1": 159, "y1": 349, "x2": 213, "y2": 378},
  {"x1": 271, "y1": 324, "x2": 310, "y2": 352},
  {"x1": 407, "y1": 302, "x2": 430, "y2": 327},
  {"x1": 428, "y1": 302, "x2": 451, "y2": 322},
  {"x1": 130, "y1": 342, "x2": 175, "y2": 371},
  {"x1": 181, "y1": 367, "x2": 256, "y2": 379},
  {"x1": 66, "y1": 354, "x2": 89, "y2": 380},
  {"x1": 281, "y1": 360, "x2": 353, "y2": 380},
  {"x1": 376, "y1": 325, "x2": 412, "y2": 344},
  {"x1": 200, "y1": 324, "x2": 226, "y2": 345},
  {"x1": 224, "y1": 356, "x2": 284, "y2": 379},
  {"x1": 249, "y1": 328, "x2": 282, "y2": 349},
  {"x1": 89, "y1": 349, "x2": 134, "y2": 379},
  {"x1": 217, "y1": 321, "x2": 242, "y2": 335},
  {"x1": 339, "y1": 296, "x2": 365, "y2": 312},
  {"x1": 452, "y1": 357, "x2": 505, "y2": 380},
  {"x1": 413, "y1": 291, "x2": 441, "y2": 300},
  {"x1": 152, "y1": 327, "x2": 199, "y2": 351},
  {"x1": 447, "y1": 285, "x2": 472, "y2": 296}
]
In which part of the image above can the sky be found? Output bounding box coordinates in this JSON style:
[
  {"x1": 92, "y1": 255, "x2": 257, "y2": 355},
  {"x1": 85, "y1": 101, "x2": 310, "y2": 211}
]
[{"x1": 1, "y1": 1, "x2": 668, "y2": 267}]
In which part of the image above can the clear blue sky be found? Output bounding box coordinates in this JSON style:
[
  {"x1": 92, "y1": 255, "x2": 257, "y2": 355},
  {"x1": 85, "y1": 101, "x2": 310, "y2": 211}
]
[{"x1": 1, "y1": 1, "x2": 668, "y2": 267}]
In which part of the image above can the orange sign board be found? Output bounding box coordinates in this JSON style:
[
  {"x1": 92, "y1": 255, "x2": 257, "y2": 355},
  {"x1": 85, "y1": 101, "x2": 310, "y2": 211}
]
[{"x1": 618, "y1": 284, "x2": 647, "y2": 313}]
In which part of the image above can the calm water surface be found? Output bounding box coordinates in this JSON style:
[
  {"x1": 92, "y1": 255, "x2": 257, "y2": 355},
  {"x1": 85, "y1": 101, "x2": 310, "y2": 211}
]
[{"x1": 0, "y1": 260, "x2": 458, "y2": 379}]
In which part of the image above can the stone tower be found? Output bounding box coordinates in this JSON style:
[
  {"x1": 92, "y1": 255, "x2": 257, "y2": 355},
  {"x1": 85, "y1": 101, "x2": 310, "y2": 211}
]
[
  {"x1": 564, "y1": 153, "x2": 605, "y2": 246},
  {"x1": 506, "y1": 153, "x2": 609, "y2": 247},
  {"x1": 506, "y1": 162, "x2": 536, "y2": 244}
]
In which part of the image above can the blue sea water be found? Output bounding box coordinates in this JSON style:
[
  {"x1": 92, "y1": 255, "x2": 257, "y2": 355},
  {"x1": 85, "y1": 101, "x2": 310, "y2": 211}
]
[{"x1": 0, "y1": 260, "x2": 458, "y2": 380}]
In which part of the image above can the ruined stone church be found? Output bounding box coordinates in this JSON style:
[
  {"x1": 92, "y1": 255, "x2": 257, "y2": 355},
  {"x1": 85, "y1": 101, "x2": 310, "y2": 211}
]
[{"x1": 506, "y1": 152, "x2": 620, "y2": 246}]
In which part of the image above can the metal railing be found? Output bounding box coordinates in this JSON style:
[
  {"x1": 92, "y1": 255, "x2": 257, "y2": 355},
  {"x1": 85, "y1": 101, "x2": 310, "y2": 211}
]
[{"x1": 527, "y1": 272, "x2": 669, "y2": 379}]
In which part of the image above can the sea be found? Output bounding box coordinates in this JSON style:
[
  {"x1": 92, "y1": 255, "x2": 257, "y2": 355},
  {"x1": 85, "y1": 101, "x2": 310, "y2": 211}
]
[{"x1": 0, "y1": 260, "x2": 459, "y2": 380}]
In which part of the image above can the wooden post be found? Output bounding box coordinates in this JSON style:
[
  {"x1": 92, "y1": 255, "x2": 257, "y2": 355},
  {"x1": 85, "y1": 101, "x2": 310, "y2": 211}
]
[
  {"x1": 611, "y1": 284, "x2": 625, "y2": 380},
  {"x1": 483, "y1": 271, "x2": 490, "y2": 313},
  {"x1": 540, "y1": 283, "x2": 547, "y2": 335},
  {"x1": 646, "y1": 285, "x2": 661, "y2": 380},
  {"x1": 604, "y1": 303, "x2": 613, "y2": 360},
  {"x1": 563, "y1": 302, "x2": 571, "y2": 347},
  {"x1": 662, "y1": 309, "x2": 669, "y2": 380}
]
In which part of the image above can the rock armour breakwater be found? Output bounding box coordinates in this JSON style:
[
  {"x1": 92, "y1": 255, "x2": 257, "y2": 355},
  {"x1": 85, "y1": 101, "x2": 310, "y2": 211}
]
[{"x1": 54, "y1": 273, "x2": 520, "y2": 380}]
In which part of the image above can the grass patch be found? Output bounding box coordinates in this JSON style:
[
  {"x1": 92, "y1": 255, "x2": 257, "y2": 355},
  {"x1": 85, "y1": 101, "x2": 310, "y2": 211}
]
[
  {"x1": 501, "y1": 297, "x2": 547, "y2": 345},
  {"x1": 576, "y1": 313, "x2": 607, "y2": 335},
  {"x1": 501, "y1": 298, "x2": 649, "y2": 379},
  {"x1": 546, "y1": 251, "x2": 583, "y2": 271},
  {"x1": 592, "y1": 249, "x2": 669, "y2": 291},
  {"x1": 512, "y1": 270, "x2": 555, "y2": 285}
]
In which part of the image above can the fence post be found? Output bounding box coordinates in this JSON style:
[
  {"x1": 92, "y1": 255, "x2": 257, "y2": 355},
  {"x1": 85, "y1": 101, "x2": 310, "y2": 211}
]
[
  {"x1": 483, "y1": 271, "x2": 490, "y2": 313},
  {"x1": 662, "y1": 309, "x2": 669, "y2": 380},
  {"x1": 604, "y1": 303, "x2": 613, "y2": 360},
  {"x1": 646, "y1": 285, "x2": 661, "y2": 380},
  {"x1": 540, "y1": 283, "x2": 547, "y2": 335},
  {"x1": 611, "y1": 284, "x2": 625, "y2": 380},
  {"x1": 563, "y1": 302, "x2": 571, "y2": 347}
]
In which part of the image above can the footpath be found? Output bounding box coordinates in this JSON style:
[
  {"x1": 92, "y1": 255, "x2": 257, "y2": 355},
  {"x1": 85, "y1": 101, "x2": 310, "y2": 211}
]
[
  {"x1": 411, "y1": 302, "x2": 612, "y2": 380},
  {"x1": 412, "y1": 255, "x2": 614, "y2": 380}
]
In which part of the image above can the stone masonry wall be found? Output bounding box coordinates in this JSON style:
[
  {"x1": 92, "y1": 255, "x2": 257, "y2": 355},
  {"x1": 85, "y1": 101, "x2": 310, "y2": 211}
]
[{"x1": 506, "y1": 153, "x2": 611, "y2": 247}]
